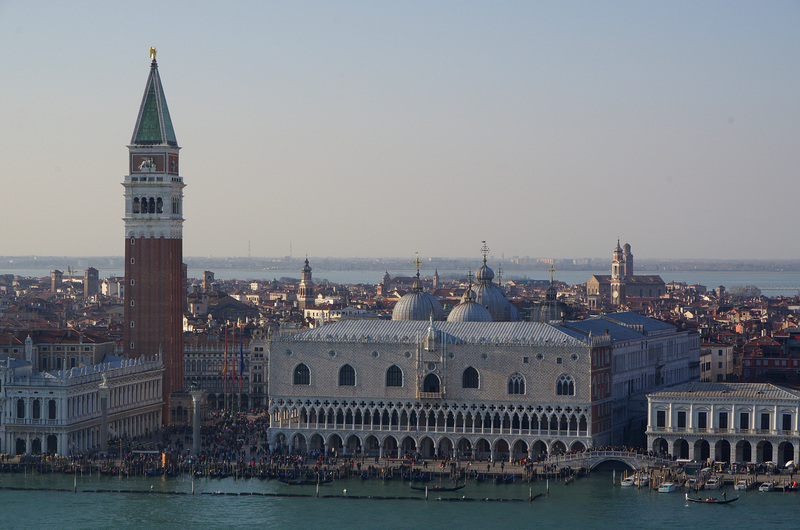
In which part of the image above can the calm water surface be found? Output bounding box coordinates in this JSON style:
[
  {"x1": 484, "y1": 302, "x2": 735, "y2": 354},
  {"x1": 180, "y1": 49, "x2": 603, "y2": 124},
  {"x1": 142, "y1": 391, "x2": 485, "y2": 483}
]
[{"x1": 0, "y1": 469, "x2": 797, "y2": 529}]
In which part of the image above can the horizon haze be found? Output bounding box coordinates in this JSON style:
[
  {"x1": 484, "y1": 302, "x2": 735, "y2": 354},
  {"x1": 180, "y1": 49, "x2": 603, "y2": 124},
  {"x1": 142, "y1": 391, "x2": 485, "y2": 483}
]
[{"x1": 2, "y1": 1, "x2": 798, "y2": 261}]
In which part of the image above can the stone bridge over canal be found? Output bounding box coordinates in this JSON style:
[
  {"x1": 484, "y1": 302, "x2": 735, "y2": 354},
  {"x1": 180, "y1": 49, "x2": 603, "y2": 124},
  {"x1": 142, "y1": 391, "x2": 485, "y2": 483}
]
[{"x1": 544, "y1": 450, "x2": 672, "y2": 471}]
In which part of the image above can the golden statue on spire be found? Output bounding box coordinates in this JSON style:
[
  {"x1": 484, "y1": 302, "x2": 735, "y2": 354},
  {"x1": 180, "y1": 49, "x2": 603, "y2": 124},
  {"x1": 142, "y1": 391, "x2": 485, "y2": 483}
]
[{"x1": 150, "y1": 47, "x2": 157, "y2": 61}]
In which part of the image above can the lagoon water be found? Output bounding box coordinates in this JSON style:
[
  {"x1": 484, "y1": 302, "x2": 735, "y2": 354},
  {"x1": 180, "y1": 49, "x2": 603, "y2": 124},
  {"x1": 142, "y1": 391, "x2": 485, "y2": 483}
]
[
  {"x1": 4, "y1": 268, "x2": 800, "y2": 296},
  {"x1": 0, "y1": 468, "x2": 797, "y2": 529}
]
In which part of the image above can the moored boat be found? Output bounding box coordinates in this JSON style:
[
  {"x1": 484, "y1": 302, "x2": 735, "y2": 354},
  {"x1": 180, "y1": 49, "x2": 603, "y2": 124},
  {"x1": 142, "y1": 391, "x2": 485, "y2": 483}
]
[
  {"x1": 705, "y1": 477, "x2": 720, "y2": 490},
  {"x1": 658, "y1": 482, "x2": 678, "y2": 493},
  {"x1": 620, "y1": 476, "x2": 635, "y2": 487},
  {"x1": 734, "y1": 479, "x2": 747, "y2": 491},
  {"x1": 409, "y1": 483, "x2": 465, "y2": 492},
  {"x1": 758, "y1": 481, "x2": 774, "y2": 492}
]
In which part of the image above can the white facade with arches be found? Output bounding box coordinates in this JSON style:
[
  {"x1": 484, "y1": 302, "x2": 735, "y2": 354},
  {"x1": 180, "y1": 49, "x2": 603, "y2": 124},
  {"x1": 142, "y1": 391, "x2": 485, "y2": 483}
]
[
  {"x1": 646, "y1": 382, "x2": 800, "y2": 466},
  {"x1": 1, "y1": 355, "x2": 163, "y2": 455},
  {"x1": 268, "y1": 319, "x2": 615, "y2": 461}
]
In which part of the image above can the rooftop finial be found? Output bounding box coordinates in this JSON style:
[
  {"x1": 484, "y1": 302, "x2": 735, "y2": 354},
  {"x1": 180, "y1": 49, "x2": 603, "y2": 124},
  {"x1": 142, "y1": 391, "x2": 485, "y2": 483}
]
[
  {"x1": 150, "y1": 47, "x2": 157, "y2": 61},
  {"x1": 414, "y1": 252, "x2": 421, "y2": 279},
  {"x1": 480, "y1": 241, "x2": 489, "y2": 265},
  {"x1": 549, "y1": 263, "x2": 556, "y2": 284}
]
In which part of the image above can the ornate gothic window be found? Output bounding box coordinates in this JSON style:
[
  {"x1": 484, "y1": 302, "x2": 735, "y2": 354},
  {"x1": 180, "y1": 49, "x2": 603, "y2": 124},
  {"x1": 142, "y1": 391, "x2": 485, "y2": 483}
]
[
  {"x1": 132, "y1": 197, "x2": 140, "y2": 213},
  {"x1": 423, "y1": 373, "x2": 440, "y2": 393},
  {"x1": 386, "y1": 365, "x2": 403, "y2": 387},
  {"x1": 556, "y1": 374, "x2": 575, "y2": 396},
  {"x1": 293, "y1": 363, "x2": 310, "y2": 385},
  {"x1": 462, "y1": 366, "x2": 479, "y2": 389},
  {"x1": 508, "y1": 373, "x2": 525, "y2": 395},
  {"x1": 338, "y1": 364, "x2": 356, "y2": 386}
]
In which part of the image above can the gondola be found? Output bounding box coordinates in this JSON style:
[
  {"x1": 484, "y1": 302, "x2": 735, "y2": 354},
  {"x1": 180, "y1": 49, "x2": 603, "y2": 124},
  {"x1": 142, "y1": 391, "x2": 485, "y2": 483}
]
[
  {"x1": 280, "y1": 478, "x2": 333, "y2": 486},
  {"x1": 409, "y1": 483, "x2": 465, "y2": 492},
  {"x1": 494, "y1": 474, "x2": 514, "y2": 485},
  {"x1": 685, "y1": 493, "x2": 738, "y2": 504}
]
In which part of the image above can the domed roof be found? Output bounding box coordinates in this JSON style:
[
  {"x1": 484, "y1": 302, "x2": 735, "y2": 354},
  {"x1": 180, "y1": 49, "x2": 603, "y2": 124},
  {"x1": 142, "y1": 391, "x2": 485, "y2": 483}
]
[
  {"x1": 392, "y1": 274, "x2": 444, "y2": 321},
  {"x1": 471, "y1": 243, "x2": 518, "y2": 321},
  {"x1": 448, "y1": 298, "x2": 493, "y2": 322},
  {"x1": 475, "y1": 262, "x2": 494, "y2": 282},
  {"x1": 474, "y1": 273, "x2": 518, "y2": 322}
]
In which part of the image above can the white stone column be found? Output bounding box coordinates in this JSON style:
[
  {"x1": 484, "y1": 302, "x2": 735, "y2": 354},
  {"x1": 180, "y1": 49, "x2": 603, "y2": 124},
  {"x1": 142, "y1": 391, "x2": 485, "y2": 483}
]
[
  {"x1": 99, "y1": 376, "x2": 110, "y2": 452},
  {"x1": 190, "y1": 389, "x2": 203, "y2": 456}
]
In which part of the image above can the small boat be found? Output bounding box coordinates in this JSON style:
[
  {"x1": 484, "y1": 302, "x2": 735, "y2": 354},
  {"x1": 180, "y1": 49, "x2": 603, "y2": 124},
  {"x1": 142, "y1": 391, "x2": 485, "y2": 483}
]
[
  {"x1": 685, "y1": 493, "x2": 738, "y2": 504},
  {"x1": 758, "y1": 481, "x2": 774, "y2": 492},
  {"x1": 634, "y1": 475, "x2": 649, "y2": 487},
  {"x1": 280, "y1": 477, "x2": 333, "y2": 486},
  {"x1": 705, "y1": 477, "x2": 720, "y2": 490},
  {"x1": 786, "y1": 481, "x2": 799, "y2": 492},
  {"x1": 494, "y1": 474, "x2": 514, "y2": 485},
  {"x1": 409, "y1": 483, "x2": 465, "y2": 492},
  {"x1": 658, "y1": 482, "x2": 678, "y2": 493},
  {"x1": 621, "y1": 476, "x2": 636, "y2": 487},
  {"x1": 734, "y1": 479, "x2": 748, "y2": 491}
]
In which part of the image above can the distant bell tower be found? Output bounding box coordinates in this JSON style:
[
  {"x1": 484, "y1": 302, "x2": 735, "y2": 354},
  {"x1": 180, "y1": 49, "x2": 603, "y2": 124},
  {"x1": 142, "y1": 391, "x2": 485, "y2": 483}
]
[
  {"x1": 122, "y1": 48, "x2": 185, "y2": 423},
  {"x1": 298, "y1": 258, "x2": 314, "y2": 310},
  {"x1": 622, "y1": 242, "x2": 633, "y2": 279},
  {"x1": 610, "y1": 239, "x2": 624, "y2": 306}
]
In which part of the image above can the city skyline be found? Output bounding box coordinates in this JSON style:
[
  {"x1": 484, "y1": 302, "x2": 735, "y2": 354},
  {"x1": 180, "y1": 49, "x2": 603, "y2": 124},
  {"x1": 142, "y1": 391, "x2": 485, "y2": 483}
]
[{"x1": 2, "y1": 1, "x2": 798, "y2": 260}]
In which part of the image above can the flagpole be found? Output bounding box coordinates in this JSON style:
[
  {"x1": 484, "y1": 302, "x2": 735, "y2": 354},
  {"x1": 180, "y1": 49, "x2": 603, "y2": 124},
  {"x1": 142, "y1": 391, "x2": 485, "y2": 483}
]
[
  {"x1": 232, "y1": 323, "x2": 237, "y2": 412},
  {"x1": 239, "y1": 320, "x2": 244, "y2": 413},
  {"x1": 223, "y1": 324, "x2": 228, "y2": 411}
]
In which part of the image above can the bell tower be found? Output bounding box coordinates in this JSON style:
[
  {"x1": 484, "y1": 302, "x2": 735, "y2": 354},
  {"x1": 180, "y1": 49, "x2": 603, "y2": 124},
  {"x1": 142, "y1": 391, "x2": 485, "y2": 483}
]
[
  {"x1": 122, "y1": 48, "x2": 185, "y2": 423},
  {"x1": 610, "y1": 239, "x2": 624, "y2": 306}
]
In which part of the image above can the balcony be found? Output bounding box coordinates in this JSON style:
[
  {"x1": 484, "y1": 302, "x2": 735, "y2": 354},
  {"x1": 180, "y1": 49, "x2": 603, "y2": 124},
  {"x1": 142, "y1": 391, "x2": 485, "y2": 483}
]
[{"x1": 417, "y1": 392, "x2": 442, "y2": 400}]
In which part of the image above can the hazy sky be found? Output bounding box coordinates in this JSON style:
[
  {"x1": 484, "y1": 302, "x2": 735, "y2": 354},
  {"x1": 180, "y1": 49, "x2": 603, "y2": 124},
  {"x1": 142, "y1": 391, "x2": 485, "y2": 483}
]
[{"x1": 2, "y1": 1, "x2": 798, "y2": 261}]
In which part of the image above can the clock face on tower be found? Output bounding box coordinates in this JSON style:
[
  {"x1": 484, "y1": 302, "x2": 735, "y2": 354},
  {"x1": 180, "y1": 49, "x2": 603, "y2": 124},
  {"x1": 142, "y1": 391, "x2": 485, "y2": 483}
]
[{"x1": 612, "y1": 290, "x2": 619, "y2": 298}]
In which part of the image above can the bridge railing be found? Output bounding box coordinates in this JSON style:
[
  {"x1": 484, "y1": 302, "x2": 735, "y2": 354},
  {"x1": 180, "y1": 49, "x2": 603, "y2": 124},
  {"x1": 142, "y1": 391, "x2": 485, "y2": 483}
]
[{"x1": 544, "y1": 450, "x2": 671, "y2": 466}]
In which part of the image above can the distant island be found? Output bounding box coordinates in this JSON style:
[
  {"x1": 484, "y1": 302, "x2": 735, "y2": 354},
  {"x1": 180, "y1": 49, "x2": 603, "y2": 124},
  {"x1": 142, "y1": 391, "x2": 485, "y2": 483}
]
[{"x1": 3, "y1": 255, "x2": 800, "y2": 274}]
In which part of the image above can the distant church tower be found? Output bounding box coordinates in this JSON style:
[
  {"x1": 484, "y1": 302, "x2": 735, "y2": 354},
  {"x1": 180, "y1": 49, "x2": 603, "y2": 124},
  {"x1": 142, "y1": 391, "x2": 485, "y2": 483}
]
[
  {"x1": 622, "y1": 242, "x2": 634, "y2": 279},
  {"x1": 298, "y1": 258, "x2": 314, "y2": 310},
  {"x1": 122, "y1": 48, "x2": 185, "y2": 423},
  {"x1": 610, "y1": 239, "x2": 625, "y2": 306}
]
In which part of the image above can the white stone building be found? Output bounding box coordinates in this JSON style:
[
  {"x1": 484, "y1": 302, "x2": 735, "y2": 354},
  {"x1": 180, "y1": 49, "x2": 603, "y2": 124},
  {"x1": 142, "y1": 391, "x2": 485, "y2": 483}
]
[
  {"x1": 646, "y1": 382, "x2": 800, "y2": 465},
  {"x1": 1, "y1": 354, "x2": 163, "y2": 455},
  {"x1": 268, "y1": 318, "x2": 614, "y2": 461},
  {"x1": 562, "y1": 313, "x2": 700, "y2": 446}
]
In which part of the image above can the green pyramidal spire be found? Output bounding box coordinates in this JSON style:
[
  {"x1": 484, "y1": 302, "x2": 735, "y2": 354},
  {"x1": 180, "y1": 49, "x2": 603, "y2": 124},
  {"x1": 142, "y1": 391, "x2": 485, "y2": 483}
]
[{"x1": 131, "y1": 50, "x2": 178, "y2": 147}]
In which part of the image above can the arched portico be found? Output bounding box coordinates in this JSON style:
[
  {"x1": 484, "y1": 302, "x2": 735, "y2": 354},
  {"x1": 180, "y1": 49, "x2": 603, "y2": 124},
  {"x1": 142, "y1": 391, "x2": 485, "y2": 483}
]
[
  {"x1": 364, "y1": 435, "x2": 380, "y2": 457},
  {"x1": 715, "y1": 440, "x2": 731, "y2": 463},
  {"x1": 345, "y1": 434, "x2": 361, "y2": 456},
  {"x1": 493, "y1": 439, "x2": 510, "y2": 461},
  {"x1": 291, "y1": 433, "x2": 307, "y2": 454},
  {"x1": 570, "y1": 441, "x2": 586, "y2": 453},
  {"x1": 735, "y1": 440, "x2": 752, "y2": 463},
  {"x1": 778, "y1": 442, "x2": 795, "y2": 466},
  {"x1": 419, "y1": 436, "x2": 435, "y2": 459},
  {"x1": 550, "y1": 440, "x2": 567, "y2": 455},
  {"x1": 382, "y1": 435, "x2": 399, "y2": 458},
  {"x1": 673, "y1": 439, "x2": 689, "y2": 460},
  {"x1": 531, "y1": 440, "x2": 547, "y2": 459},
  {"x1": 327, "y1": 434, "x2": 343, "y2": 457},
  {"x1": 400, "y1": 436, "x2": 417, "y2": 456}
]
